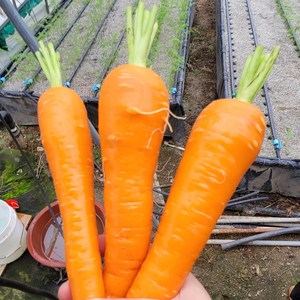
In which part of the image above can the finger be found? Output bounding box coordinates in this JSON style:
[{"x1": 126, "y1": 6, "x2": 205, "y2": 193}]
[
  {"x1": 98, "y1": 234, "x2": 105, "y2": 256},
  {"x1": 58, "y1": 281, "x2": 72, "y2": 300},
  {"x1": 179, "y1": 273, "x2": 211, "y2": 300}
]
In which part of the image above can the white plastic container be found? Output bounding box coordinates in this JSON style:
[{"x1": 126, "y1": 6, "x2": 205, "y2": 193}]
[{"x1": 0, "y1": 200, "x2": 27, "y2": 265}]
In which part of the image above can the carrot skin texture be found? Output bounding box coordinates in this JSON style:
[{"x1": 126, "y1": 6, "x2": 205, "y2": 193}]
[
  {"x1": 38, "y1": 87, "x2": 105, "y2": 300},
  {"x1": 127, "y1": 99, "x2": 266, "y2": 299},
  {"x1": 98, "y1": 64, "x2": 169, "y2": 297}
]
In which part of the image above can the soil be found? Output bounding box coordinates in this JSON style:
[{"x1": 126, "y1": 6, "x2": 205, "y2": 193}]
[{"x1": 1, "y1": 0, "x2": 300, "y2": 299}]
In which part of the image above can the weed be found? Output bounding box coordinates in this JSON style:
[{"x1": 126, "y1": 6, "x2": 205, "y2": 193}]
[
  {"x1": 275, "y1": 0, "x2": 300, "y2": 53},
  {"x1": 286, "y1": 127, "x2": 293, "y2": 140}
]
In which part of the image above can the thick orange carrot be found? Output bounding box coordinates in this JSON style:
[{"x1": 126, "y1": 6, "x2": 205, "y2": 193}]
[
  {"x1": 36, "y1": 42, "x2": 105, "y2": 300},
  {"x1": 127, "y1": 45, "x2": 280, "y2": 299},
  {"x1": 98, "y1": 2, "x2": 169, "y2": 297}
]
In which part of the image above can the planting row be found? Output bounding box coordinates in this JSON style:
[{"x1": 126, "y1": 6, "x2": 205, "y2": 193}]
[
  {"x1": 1, "y1": 0, "x2": 192, "y2": 102},
  {"x1": 220, "y1": 0, "x2": 300, "y2": 160}
]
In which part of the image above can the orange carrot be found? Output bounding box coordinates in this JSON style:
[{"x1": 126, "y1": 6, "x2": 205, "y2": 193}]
[
  {"x1": 36, "y1": 42, "x2": 105, "y2": 300},
  {"x1": 98, "y1": 2, "x2": 169, "y2": 297},
  {"x1": 127, "y1": 45, "x2": 280, "y2": 299}
]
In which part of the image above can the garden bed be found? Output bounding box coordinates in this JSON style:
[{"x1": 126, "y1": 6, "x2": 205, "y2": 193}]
[
  {"x1": 0, "y1": 0, "x2": 193, "y2": 131},
  {"x1": 218, "y1": 0, "x2": 300, "y2": 160}
]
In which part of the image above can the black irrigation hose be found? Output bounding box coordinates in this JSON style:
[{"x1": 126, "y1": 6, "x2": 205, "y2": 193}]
[
  {"x1": 0, "y1": 277, "x2": 58, "y2": 300},
  {"x1": 93, "y1": 28, "x2": 126, "y2": 98},
  {"x1": 245, "y1": 0, "x2": 281, "y2": 159},
  {"x1": 254, "y1": 156, "x2": 300, "y2": 169},
  {"x1": 216, "y1": 0, "x2": 230, "y2": 98},
  {"x1": 24, "y1": 0, "x2": 93, "y2": 90},
  {"x1": 221, "y1": 225, "x2": 300, "y2": 250},
  {"x1": 0, "y1": 0, "x2": 73, "y2": 80},
  {"x1": 168, "y1": 0, "x2": 195, "y2": 143},
  {"x1": 92, "y1": 0, "x2": 140, "y2": 97},
  {"x1": 0, "y1": 110, "x2": 63, "y2": 237},
  {"x1": 65, "y1": 0, "x2": 117, "y2": 86},
  {"x1": 171, "y1": 0, "x2": 195, "y2": 107},
  {"x1": 276, "y1": 0, "x2": 300, "y2": 54},
  {"x1": 226, "y1": 196, "x2": 269, "y2": 207}
]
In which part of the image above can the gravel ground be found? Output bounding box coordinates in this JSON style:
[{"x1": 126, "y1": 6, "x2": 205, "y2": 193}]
[{"x1": 223, "y1": 0, "x2": 300, "y2": 160}]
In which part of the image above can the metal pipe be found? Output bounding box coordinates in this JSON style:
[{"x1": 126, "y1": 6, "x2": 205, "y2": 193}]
[
  {"x1": 0, "y1": 0, "x2": 40, "y2": 53},
  {"x1": 212, "y1": 226, "x2": 283, "y2": 234},
  {"x1": 221, "y1": 226, "x2": 300, "y2": 250},
  {"x1": 218, "y1": 216, "x2": 300, "y2": 223},
  {"x1": 208, "y1": 239, "x2": 300, "y2": 247}
]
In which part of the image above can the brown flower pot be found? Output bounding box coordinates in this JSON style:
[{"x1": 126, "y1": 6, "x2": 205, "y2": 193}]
[{"x1": 26, "y1": 201, "x2": 105, "y2": 268}]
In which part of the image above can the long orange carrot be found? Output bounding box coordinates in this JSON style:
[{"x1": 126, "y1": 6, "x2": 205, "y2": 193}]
[
  {"x1": 36, "y1": 42, "x2": 105, "y2": 300},
  {"x1": 127, "y1": 45, "x2": 280, "y2": 299},
  {"x1": 98, "y1": 2, "x2": 169, "y2": 297}
]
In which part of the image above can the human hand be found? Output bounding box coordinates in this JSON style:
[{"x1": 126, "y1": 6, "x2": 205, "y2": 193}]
[{"x1": 58, "y1": 272, "x2": 211, "y2": 300}]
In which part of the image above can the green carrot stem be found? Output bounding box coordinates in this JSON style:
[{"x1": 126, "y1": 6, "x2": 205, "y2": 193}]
[
  {"x1": 126, "y1": 1, "x2": 158, "y2": 67},
  {"x1": 35, "y1": 41, "x2": 62, "y2": 87},
  {"x1": 236, "y1": 45, "x2": 280, "y2": 103}
]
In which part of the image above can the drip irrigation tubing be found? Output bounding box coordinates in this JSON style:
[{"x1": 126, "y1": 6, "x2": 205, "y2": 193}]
[
  {"x1": 92, "y1": 0, "x2": 139, "y2": 97},
  {"x1": 24, "y1": 0, "x2": 93, "y2": 90},
  {"x1": 0, "y1": 109, "x2": 63, "y2": 237},
  {"x1": 276, "y1": 0, "x2": 300, "y2": 54},
  {"x1": 93, "y1": 28, "x2": 126, "y2": 98},
  {"x1": 168, "y1": 0, "x2": 195, "y2": 143},
  {"x1": 171, "y1": 0, "x2": 195, "y2": 107},
  {"x1": 224, "y1": 0, "x2": 235, "y2": 95},
  {"x1": 0, "y1": 0, "x2": 73, "y2": 79},
  {"x1": 245, "y1": 0, "x2": 281, "y2": 158},
  {"x1": 216, "y1": 0, "x2": 229, "y2": 98},
  {"x1": 223, "y1": 0, "x2": 281, "y2": 158},
  {"x1": 65, "y1": 0, "x2": 117, "y2": 87},
  {"x1": 254, "y1": 156, "x2": 300, "y2": 169}
]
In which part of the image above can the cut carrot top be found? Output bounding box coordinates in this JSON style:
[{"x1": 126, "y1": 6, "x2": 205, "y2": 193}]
[
  {"x1": 126, "y1": 1, "x2": 158, "y2": 66},
  {"x1": 35, "y1": 41, "x2": 62, "y2": 87},
  {"x1": 235, "y1": 45, "x2": 280, "y2": 103}
]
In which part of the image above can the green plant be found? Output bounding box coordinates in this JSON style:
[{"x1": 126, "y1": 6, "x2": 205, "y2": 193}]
[
  {"x1": 275, "y1": 0, "x2": 300, "y2": 52},
  {"x1": 286, "y1": 127, "x2": 294, "y2": 140},
  {"x1": 150, "y1": 0, "x2": 191, "y2": 89}
]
